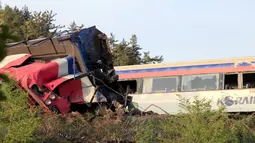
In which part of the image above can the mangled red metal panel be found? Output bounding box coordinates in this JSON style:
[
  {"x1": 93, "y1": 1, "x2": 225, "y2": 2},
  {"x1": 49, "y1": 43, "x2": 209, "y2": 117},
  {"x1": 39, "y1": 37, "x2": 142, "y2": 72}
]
[{"x1": 0, "y1": 54, "x2": 107, "y2": 114}]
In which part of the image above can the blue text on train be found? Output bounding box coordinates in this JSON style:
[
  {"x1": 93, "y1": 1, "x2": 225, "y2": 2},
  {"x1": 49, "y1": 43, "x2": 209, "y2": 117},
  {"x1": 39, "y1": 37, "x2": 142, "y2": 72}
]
[{"x1": 217, "y1": 96, "x2": 255, "y2": 106}]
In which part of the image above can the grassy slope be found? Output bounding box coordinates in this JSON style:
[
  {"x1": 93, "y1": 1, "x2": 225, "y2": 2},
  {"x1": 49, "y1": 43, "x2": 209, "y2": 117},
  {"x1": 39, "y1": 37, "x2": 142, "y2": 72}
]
[
  {"x1": 0, "y1": 80, "x2": 255, "y2": 142},
  {"x1": 36, "y1": 96, "x2": 255, "y2": 143}
]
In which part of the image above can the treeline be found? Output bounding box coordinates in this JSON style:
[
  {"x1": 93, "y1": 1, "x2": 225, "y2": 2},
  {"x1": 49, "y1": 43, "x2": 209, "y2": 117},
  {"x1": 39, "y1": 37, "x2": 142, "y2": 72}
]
[
  {"x1": 0, "y1": 4, "x2": 163, "y2": 66},
  {"x1": 0, "y1": 5, "x2": 61, "y2": 41},
  {"x1": 1, "y1": 17, "x2": 255, "y2": 142},
  {"x1": 109, "y1": 33, "x2": 163, "y2": 66}
]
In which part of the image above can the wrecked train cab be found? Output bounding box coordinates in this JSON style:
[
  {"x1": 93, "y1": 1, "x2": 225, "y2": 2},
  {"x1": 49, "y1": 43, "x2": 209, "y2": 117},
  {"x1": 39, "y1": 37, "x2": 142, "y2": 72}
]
[
  {"x1": 2, "y1": 26, "x2": 136, "y2": 114},
  {"x1": 6, "y1": 26, "x2": 118, "y2": 84},
  {"x1": 0, "y1": 53, "x2": 108, "y2": 114}
]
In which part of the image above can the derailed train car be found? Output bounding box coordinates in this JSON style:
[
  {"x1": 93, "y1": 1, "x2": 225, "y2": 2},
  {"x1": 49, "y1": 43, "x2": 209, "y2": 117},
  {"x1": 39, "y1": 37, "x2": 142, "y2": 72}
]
[
  {"x1": 115, "y1": 56, "x2": 255, "y2": 115},
  {"x1": 0, "y1": 26, "x2": 137, "y2": 114}
]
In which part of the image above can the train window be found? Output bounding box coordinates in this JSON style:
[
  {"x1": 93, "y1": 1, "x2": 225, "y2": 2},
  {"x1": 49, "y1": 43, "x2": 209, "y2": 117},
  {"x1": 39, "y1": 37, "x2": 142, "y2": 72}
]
[
  {"x1": 224, "y1": 74, "x2": 238, "y2": 89},
  {"x1": 242, "y1": 73, "x2": 255, "y2": 88},
  {"x1": 181, "y1": 74, "x2": 219, "y2": 91},
  {"x1": 142, "y1": 76, "x2": 178, "y2": 93},
  {"x1": 118, "y1": 80, "x2": 137, "y2": 94}
]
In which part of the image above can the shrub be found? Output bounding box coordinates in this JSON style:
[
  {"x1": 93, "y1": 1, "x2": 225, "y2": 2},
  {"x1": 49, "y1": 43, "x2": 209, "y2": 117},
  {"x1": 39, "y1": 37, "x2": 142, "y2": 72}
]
[
  {"x1": 158, "y1": 96, "x2": 255, "y2": 143},
  {"x1": 0, "y1": 78, "x2": 41, "y2": 143},
  {"x1": 32, "y1": 95, "x2": 255, "y2": 142}
]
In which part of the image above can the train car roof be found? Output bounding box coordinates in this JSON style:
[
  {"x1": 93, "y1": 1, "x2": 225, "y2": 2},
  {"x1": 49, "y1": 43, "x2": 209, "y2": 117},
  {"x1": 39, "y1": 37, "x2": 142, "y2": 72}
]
[{"x1": 114, "y1": 56, "x2": 255, "y2": 71}]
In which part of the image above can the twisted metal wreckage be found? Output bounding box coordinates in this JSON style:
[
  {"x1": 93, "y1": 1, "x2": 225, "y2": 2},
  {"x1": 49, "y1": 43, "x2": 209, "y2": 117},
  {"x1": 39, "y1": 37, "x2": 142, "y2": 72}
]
[
  {"x1": 4, "y1": 26, "x2": 254, "y2": 117},
  {"x1": 0, "y1": 26, "x2": 148, "y2": 115}
]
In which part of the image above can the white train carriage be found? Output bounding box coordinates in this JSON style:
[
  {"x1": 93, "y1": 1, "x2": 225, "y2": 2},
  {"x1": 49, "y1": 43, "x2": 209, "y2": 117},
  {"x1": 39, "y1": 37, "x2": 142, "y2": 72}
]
[{"x1": 115, "y1": 56, "x2": 255, "y2": 114}]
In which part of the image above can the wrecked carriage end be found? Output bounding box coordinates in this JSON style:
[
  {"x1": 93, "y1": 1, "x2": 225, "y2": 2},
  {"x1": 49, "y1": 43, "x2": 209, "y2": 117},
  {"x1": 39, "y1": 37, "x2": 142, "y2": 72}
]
[
  {"x1": 0, "y1": 54, "x2": 50, "y2": 111},
  {"x1": 2, "y1": 26, "x2": 134, "y2": 115},
  {"x1": 24, "y1": 55, "x2": 108, "y2": 114},
  {"x1": 42, "y1": 73, "x2": 108, "y2": 114}
]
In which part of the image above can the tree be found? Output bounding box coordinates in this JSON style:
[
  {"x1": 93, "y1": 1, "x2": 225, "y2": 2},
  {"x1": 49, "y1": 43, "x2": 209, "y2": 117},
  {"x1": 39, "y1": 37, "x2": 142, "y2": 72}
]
[
  {"x1": 108, "y1": 33, "x2": 118, "y2": 49},
  {"x1": 0, "y1": 25, "x2": 10, "y2": 102},
  {"x1": 128, "y1": 34, "x2": 142, "y2": 65},
  {"x1": 0, "y1": 25, "x2": 11, "y2": 60},
  {"x1": 141, "y1": 51, "x2": 163, "y2": 64},
  {"x1": 21, "y1": 10, "x2": 62, "y2": 40},
  {"x1": 0, "y1": 4, "x2": 164, "y2": 66},
  {"x1": 20, "y1": 5, "x2": 30, "y2": 21},
  {"x1": 0, "y1": 24, "x2": 19, "y2": 101},
  {"x1": 0, "y1": 5, "x2": 24, "y2": 42},
  {"x1": 68, "y1": 21, "x2": 84, "y2": 32},
  {"x1": 110, "y1": 33, "x2": 164, "y2": 66},
  {"x1": 112, "y1": 39, "x2": 130, "y2": 66},
  {"x1": 0, "y1": 4, "x2": 62, "y2": 41}
]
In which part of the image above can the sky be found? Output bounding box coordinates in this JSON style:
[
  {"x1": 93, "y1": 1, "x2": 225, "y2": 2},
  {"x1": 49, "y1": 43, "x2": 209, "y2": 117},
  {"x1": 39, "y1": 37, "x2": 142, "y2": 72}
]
[{"x1": 1, "y1": 0, "x2": 255, "y2": 63}]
